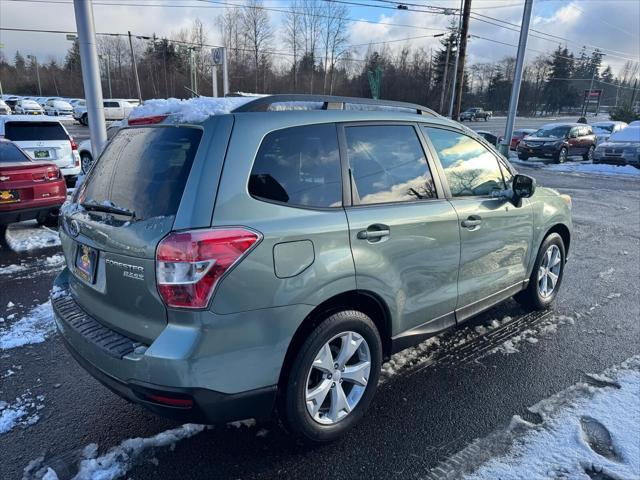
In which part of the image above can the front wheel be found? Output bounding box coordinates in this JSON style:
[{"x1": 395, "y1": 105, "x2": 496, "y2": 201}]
[
  {"x1": 284, "y1": 310, "x2": 382, "y2": 443},
  {"x1": 555, "y1": 147, "x2": 568, "y2": 164},
  {"x1": 81, "y1": 153, "x2": 93, "y2": 174},
  {"x1": 583, "y1": 145, "x2": 595, "y2": 162},
  {"x1": 515, "y1": 233, "x2": 566, "y2": 310}
]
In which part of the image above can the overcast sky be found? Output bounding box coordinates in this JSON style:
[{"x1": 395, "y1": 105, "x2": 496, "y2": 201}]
[{"x1": 1, "y1": 0, "x2": 639, "y2": 75}]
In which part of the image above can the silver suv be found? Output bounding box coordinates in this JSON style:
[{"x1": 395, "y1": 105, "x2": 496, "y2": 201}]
[{"x1": 52, "y1": 95, "x2": 572, "y2": 442}]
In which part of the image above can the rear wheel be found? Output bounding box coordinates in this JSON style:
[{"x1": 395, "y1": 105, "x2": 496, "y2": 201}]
[
  {"x1": 515, "y1": 233, "x2": 565, "y2": 310},
  {"x1": 284, "y1": 310, "x2": 382, "y2": 443},
  {"x1": 555, "y1": 147, "x2": 568, "y2": 164},
  {"x1": 81, "y1": 113, "x2": 88, "y2": 126},
  {"x1": 518, "y1": 153, "x2": 529, "y2": 160},
  {"x1": 81, "y1": 153, "x2": 93, "y2": 174},
  {"x1": 583, "y1": 145, "x2": 595, "y2": 162}
]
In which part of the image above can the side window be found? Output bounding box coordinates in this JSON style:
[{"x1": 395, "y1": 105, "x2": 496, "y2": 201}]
[
  {"x1": 423, "y1": 127, "x2": 506, "y2": 197},
  {"x1": 103, "y1": 101, "x2": 118, "y2": 108},
  {"x1": 569, "y1": 127, "x2": 579, "y2": 138},
  {"x1": 345, "y1": 125, "x2": 436, "y2": 205},
  {"x1": 249, "y1": 124, "x2": 342, "y2": 208}
]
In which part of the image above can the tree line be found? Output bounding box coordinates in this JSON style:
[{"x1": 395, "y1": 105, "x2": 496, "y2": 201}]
[{"x1": 1, "y1": 0, "x2": 638, "y2": 116}]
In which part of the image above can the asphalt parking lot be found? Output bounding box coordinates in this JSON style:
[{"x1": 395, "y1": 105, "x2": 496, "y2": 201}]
[{"x1": 1, "y1": 116, "x2": 638, "y2": 479}]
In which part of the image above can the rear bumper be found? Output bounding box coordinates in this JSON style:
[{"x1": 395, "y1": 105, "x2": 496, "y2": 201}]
[
  {"x1": 518, "y1": 145, "x2": 558, "y2": 157},
  {"x1": 52, "y1": 268, "x2": 309, "y2": 423},
  {"x1": 0, "y1": 203, "x2": 62, "y2": 225}
]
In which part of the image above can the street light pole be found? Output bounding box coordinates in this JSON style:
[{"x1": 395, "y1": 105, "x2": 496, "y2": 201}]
[
  {"x1": 447, "y1": 0, "x2": 464, "y2": 118},
  {"x1": 499, "y1": 0, "x2": 533, "y2": 157},
  {"x1": 128, "y1": 31, "x2": 143, "y2": 104},
  {"x1": 27, "y1": 55, "x2": 42, "y2": 96},
  {"x1": 73, "y1": 0, "x2": 107, "y2": 160},
  {"x1": 105, "y1": 55, "x2": 112, "y2": 99},
  {"x1": 439, "y1": 42, "x2": 452, "y2": 114}
]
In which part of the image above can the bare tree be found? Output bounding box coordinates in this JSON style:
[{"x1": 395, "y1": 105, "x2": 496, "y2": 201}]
[
  {"x1": 300, "y1": 0, "x2": 322, "y2": 93},
  {"x1": 284, "y1": 1, "x2": 302, "y2": 91},
  {"x1": 320, "y1": 2, "x2": 348, "y2": 94},
  {"x1": 242, "y1": 0, "x2": 273, "y2": 93}
]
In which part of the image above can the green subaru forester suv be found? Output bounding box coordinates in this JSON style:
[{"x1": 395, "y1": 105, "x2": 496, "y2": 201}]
[{"x1": 52, "y1": 95, "x2": 572, "y2": 442}]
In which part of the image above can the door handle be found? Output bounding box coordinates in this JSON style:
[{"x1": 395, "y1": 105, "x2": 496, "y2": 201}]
[
  {"x1": 357, "y1": 224, "x2": 390, "y2": 241},
  {"x1": 461, "y1": 216, "x2": 482, "y2": 229}
]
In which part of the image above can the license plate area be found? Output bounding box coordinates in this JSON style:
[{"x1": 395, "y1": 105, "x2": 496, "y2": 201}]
[
  {"x1": 75, "y1": 243, "x2": 98, "y2": 283},
  {"x1": 34, "y1": 150, "x2": 50, "y2": 159},
  {"x1": 0, "y1": 190, "x2": 20, "y2": 204}
]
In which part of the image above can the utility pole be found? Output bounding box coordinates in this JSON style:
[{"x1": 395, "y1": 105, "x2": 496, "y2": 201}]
[
  {"x1": 99, "y1": 54, "x2": 112, "y2": 98},
  {"x1": 128, "y1": 31, "x2": 143, "y2": 104},
  {"x1": 452, "y1": 0, "x2": 471, "y2": 120},
  {"x1": 447, "y1": 0, "x2": 464, "y2": 118},
  {"x1": 27, "y1": 55, "x2": 42, "y2": 96},
  {"x1": 0, "y1": 43, "x2": 5, "y2": 97},
  {"x1": 499, "y1": 0, "x2": 533, "y2": 157},
  {"x1": 631, "y1": 78, "x2": 639, "y2": 108},
  {"x1": 73, "y1": 0, "x2": 107, "y2": 160},
  {"x1": 582, "y1": 63, "x2": 598, "y2": 117},
  {"x1": 439, "y1": 42, "x2": 451, "y2": 114}
]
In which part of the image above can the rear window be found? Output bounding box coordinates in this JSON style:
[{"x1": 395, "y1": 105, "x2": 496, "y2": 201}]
[
  {"x1": 79, "y1": 126, "x2": 202, "y2": 220},
  {"x1": 4, "y1": 122, "x2": 68, "y2": 141},
  {"x1": 0, "y1": 142, "x2": 30, "y2": 162}
]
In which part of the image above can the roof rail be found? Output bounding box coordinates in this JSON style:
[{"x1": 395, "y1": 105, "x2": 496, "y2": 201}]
[{"x1": 230, "y1": 94, "x2": 438, "y2": 117}]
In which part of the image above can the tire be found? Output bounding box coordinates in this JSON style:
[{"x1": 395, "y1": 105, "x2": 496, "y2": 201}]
[
  {"x1": 484, "y1": 115, "x2": 489, "y2": 121},
  {"x1": 37, "y1": 211, "x2": 59, "y2": 228},
  {"x1": 81, "y1": 113, "x2": 88, "y2": 126},
  {"x1": 81, "y1": 153, "x2": 93, "y2": 174},
  {"x1": 284, "y1": 310, "x2": 382, "y2": 443},
  {"x1": 518, "y1": 153, "x2": 529, "y2": 160},
  {"x1": 515, "y1": 233, "x2": 566, "y2": 310},
  {"x1": 554, "y1": 147, "x2": 568, "y2": 164},
  {"x1": 583, "y1": 145, "x2": 595, "y2": 162}
]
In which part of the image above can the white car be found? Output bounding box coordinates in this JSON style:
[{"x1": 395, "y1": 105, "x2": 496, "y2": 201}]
[
  {"x1": 593, "y1": 125, "x2": 640, "y2": 167},
  {"x1": 37, "y1": 96, "x2": 62, "y2": 107},
  {"x1": 0, "y1": 100, "x2": 11, "y2": 115},
  {"x1": 74, "y1": 99, "x2": 135, "y2": 125},
  {"x1": 591, "y1": 121, "x2": 628, "y2": 145},
  {"x1": 14, "y1": 99, "x2": 45, "y2": 115},
  {"x1": 0, "y1": 116, "x2": 81, "y2": 181},
  {"x1": 44, "y1": 99, "x2": 74, "y2": 117},
  {"x1": 77, "y1": 121, "x2": 124, "y2": 173},
  {"x1": 628, "y1": 120, "x2": 640, "y2": 127}
]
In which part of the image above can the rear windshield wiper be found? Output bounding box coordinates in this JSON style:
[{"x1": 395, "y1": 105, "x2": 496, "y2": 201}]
[{"x1": 81, "y1": 202, "x2": 136, "y2": 218}]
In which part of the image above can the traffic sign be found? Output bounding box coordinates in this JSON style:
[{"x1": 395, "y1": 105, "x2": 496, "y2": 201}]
[{"x1": 212, "y1": 47, "x2": 224, "y2": 66}]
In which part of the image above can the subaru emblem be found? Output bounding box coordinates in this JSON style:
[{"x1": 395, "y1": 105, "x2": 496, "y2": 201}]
[{"x1": 68, "y1": 219, "x2": 81, "y2": 237}]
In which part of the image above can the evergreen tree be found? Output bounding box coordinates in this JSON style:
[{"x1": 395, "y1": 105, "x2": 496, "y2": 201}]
[{"x1": 543, "y1": 46, "x2": 577, "y2": 113}]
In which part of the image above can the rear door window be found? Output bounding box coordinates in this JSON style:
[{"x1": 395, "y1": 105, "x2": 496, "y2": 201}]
[
  {"x1": 79, "y1": 126, "x2": 202, "y2": 220},
  {"x1": 249, "y1": 123, "x2": 342, "y2": 208},
  {"x1": 4, "y1": 122, "x2": 68, "y2": 141},
  {"x1": 345, "y1": 124, "x2": 436, "y2": 205}
]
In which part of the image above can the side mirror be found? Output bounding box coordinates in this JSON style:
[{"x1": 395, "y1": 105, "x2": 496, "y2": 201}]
[{"x1": 513, "y1": 174, "x2": 536, "y2": 199}]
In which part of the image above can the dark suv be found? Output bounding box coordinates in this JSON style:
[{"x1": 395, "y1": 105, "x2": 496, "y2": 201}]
[
  {"x1": 52, "y1": 95, "x2": 572, "y2": 442},
  {"x1": 517, "y1": 123, "x2": 596, "y2": 163}
]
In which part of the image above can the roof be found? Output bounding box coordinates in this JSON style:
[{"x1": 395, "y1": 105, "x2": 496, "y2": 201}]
[
  {"x1": 540, "y1": 122, "x2": 586, "y2": 128},
  {"x1": 128, "y1": 94, "x2": 442, "y2": 125}
]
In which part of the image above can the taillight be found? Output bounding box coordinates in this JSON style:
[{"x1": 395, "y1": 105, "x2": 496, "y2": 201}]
[
  {"x1": 47, "y1": 168, "x2": 60, "y2": 180},
  {"x1": 70, "y1": 139, "x2": 78, "y2": 150},
  {"x1": 128, "y1": 115, "x2": 167, "y2": 126},
  {"x1": 156, "y1": 228, "x2": 260, "y2": 309}
]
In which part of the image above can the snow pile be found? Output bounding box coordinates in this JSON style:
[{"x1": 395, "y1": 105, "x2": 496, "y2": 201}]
[
  {"x1": 5, "y1": 221, "x2": 60, "y2": 252},
  {"x1": 26, "y1": 424, "x2": 207, "y2": 480},
  {"x1": 450, "y1": 356, "x2": 640, "y2": 480},
  {"x1": 548, "y1": 162, "x2": 640, "y2": 177},
  {"x1": 0, "y1": 391, "x2": 45, "y2": 435},
  {"x1": 128, "y1": 96, "x2": 255, "y2": 123},
  {"x1": 0, "y1": 254, "x2": 65, "y2": 279},
  {"x1": 0, "y1": 301, "x2": 55, "y2": 350},
  {"x1": 491, "y1": 314, "x2": 575, "y2": 355},
  {"x1": 0, "y1": 263, "x2": 28, "y2": 275}
]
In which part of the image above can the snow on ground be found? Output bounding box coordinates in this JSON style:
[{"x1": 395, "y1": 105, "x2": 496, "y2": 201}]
[
  {"x1": 0, "y1": 391, "x2": 45, "y2": 435},
  {"x1": 509, "y1": 154, "x2": 640, "y2": 177},
  {"x1": 0, "y1": 254, "x2": 65, "y2": 278},
  {"x1": 0, "y1": 301, "x2": 55, "y2": 350},
  {"x1": 5, "y1": 221, "x2": 61, "y2": 252},
  {"x1": 128, "y1": 96, "x2": 255, "y2": 123},
  {"x1": 429, "y1": 356, "x2": 640, "y2": 479}
]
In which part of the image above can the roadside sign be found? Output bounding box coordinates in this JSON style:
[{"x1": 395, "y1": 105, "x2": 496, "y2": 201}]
[
  {"x1": 583, "y1": 89, "x2": 602, "y2": 100},
  {"x1": 66, "y1": 34, "x2": 77, "y2": 41},
  {"x1": 212, "y1": 47, "x2": 224, "y2": 66}
]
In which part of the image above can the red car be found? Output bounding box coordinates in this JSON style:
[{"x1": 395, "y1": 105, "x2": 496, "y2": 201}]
[
  {"x1": 508, "y1": 129, "x2": 536, "y2": 150},
  {"x1": 0, "y1": 139, "x2": 66, "y2": 226}
]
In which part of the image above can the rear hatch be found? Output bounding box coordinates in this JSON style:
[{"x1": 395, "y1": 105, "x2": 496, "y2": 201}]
[
  {"x1": 60, "y1": 125, "x2": 204, "y2": 343},
  {"x1": 4, "y1": 121, "x2": 74, "y2": 168}
]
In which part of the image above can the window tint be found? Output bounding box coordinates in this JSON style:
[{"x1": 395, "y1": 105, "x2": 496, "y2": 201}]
[
  {"x1": 104, "y1": 101, "x2": 119, "y2": 108},
  {"x1": 249, "y1": 124, "x2": 342, "y2": 208},
  {"x1": 5, "y1": 122, "x2": 68, "y2": 141},
  {"x1": 345, "y1": 125, "x2": 436, "y2": 204},
  {"x1": 424, "y1": 127, "x2": 505, "y2": 197},
  {"x1": 79, "y1": 127, "x2": 202, "y2": 220},
  {"x1": 0, "y1": 142, "x2": 30, "y2": 163}
]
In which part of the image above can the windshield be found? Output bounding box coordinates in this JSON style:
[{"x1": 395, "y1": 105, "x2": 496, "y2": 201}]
[
  {"x1": 78, "y1": 126, "x2": 202, "y2": 220},
  {"x1": 608, "y1": 127, "x2": 640, "y2": 143},
  {"x1": 531, "y1": 126, "x2": 570, "y2": 139}
]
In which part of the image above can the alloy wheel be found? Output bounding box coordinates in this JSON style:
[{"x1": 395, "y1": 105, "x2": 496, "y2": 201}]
[
  {"x1": 538, "y1": 244, "x2": 562, "y2": 298},
  {"x1": 305, "y1": 331, "x2": 371, "y2": 425}
]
